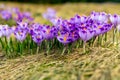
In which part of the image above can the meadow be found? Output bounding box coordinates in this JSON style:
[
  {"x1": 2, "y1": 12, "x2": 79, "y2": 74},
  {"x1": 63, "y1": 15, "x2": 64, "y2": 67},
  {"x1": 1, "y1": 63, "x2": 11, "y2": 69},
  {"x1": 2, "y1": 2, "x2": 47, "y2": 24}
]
[{"x1": 0, "y1": 2, "x2": 120, "y2": 80}]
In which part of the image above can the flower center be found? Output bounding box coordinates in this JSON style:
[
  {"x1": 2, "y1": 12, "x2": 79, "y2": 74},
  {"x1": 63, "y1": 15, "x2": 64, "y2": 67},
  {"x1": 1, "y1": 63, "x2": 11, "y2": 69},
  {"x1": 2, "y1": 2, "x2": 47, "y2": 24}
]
[
  {"x1": 63, "y1": 34, "x2": 68, "y2": 42},
  {"x1": 46, "y1": 29, "x2": 50, "y2": 34}
]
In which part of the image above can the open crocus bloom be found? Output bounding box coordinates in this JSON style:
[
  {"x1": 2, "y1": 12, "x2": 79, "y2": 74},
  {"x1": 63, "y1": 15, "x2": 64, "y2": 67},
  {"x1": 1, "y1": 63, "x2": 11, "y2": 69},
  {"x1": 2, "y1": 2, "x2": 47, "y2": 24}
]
[
  {"x1": 16, "y1": 21, "x2": 29, "y2": 31},
  {"x1": 1, "y1": 25, "x2": 13, "y2": 38},
  {"x1": 90, "y1": 11, "x2": 108, "y2": 23},
  {"x1": 14, "y1": 25, "x2": 27, "y2": 42},
  {"x1": 0, "y1": 10, "x2": 12, "y2": 20},
  {"x1": 78, "y1": 27, "x2": 94, "y2": 42},
  {"x1": 57, "y1": 33, "x2": 73, "y2": 44},
  {"x1": 42, "y1": 8, "x2": 56, "y2": 21},
  {"x1": 32, "y1": 32, "x2": 44, "y2": 45},
  {"x1": 42, "y1": 25, "x2": 58, "y2": 40}
]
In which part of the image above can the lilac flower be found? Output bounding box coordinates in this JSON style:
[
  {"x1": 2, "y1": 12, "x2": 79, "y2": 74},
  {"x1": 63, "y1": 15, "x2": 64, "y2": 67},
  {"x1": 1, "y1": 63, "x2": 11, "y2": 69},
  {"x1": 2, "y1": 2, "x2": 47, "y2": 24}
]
[
  {"x1": 32, "y1": 32, "x2": 44, "y2": 45},
  {"x1": 15, "y1": 12, "x2": 34, "y2": 22},
  {"x1": 0, "y1": 10, "x2": 12, "y2": 20},
  {"x1": 57, "y1": 33, "x2": 73, "y2": 44},
  {"x1": 78, "y1": 27, "x2": 94, "y2": 42},
  {"x1": 14, "y1": 27, "x2": 27, "y2": 42},
  {"x1": 117, "y1": 25, "x2": 120, "y2": 31},
  {"x1": 42, "y1": 8, "x2": 56, "y2": 21},
  {"x1": 109, "y1": 14, "x2": 120, "y2": 27},
  {"x1": 0, "y1": 25, "x2": 3, "y2": 37},
  {"x1": 23, "y1": 12, "x2": 34, "y2": 21},
  {"x1": 14, "y1": 12, "x2": 24, "y2": 22},
  {"x1": 1, "y1": 25, "x2": 13, "y2": 37},
  {"x1": 90, "y1": 11, "x2": 108, "y2": 23},
  {"x1": 42, "y1": 25, "x2": 58, "y2": 40},
  {"x1": 70, "y1": 31, "x2": 79, "y2": 42},
  {"x1": 29, "y1": 23, "x2": 43, "y2": 35},
  {"x1": 16, "y1": 21, "x2": 29, "y2": 32},
  {"x1": 12, "y1": 7, "x2": 20, "y2": 14},
  {"x1": 14, "y1": 22, "x2": 29, "y2": 42}
]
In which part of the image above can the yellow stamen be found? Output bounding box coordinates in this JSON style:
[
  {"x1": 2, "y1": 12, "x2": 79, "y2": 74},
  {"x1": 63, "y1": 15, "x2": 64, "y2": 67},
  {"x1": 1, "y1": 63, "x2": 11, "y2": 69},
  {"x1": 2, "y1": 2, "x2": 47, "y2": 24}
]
[
  {"x1": 46, "y1": 29, "x2": 50, "y2": 34},
  {"x1": 98, "y1": 26, "x2": 101, "y2": 29},
  {"x1": 83, "y1": 27, "x2": 87, "y2": 31},
  {"x1": 63, "y1": 34, "x2": 68, "y2": 42}
]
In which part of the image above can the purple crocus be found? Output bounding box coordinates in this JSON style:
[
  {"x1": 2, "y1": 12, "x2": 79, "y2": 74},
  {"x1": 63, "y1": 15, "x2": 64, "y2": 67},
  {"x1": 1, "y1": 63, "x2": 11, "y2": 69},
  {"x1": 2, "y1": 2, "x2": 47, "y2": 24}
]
[
  {"x1": 0, "y1": 25, "x2": 3, "y2": 37},
  {"x1": 109, "y1": 14, "x2": 120, "y2": 27},
  {"x1": 12, "y1": 7, "x2": 20, "y2": 14},
  {"x1": 14, "y1": 11, "x2": 34, "y2": 22},
  {"x1": 14, "y1": 22, "x2": 28, "y2": 42},
  {"x1": 78, "y1": 27, "x2": 94, "y2": 42},
  {"x1": 0, "y1": 10, "x2": 12, "y2": 20},
  {"x1": 92, "y1": 23, "x2": 112, "y2": 36},
  {"x1": 16, "y1": 21, "x2": 29, "y2": 32},
  {"x1": 43, "y1": 8, "x2": 56, "y2": 20},
  {"x1": 14, "y1": 27, "x2": 27, "y2": 42},
  {"x1": 90, "y1": 11, "x2": 108, "y2": 23},
  {"x1": 57, "y1": 33, "x2": 73, "y2": 44},
  {"x1": 1, "y1": 25, "x2": 13, "y2": 38},
  {"x1": 32, "y1": 32, "x2": 44, "y2": 45},
  {"x1": 42, "y1": 25, "x2": 58, "y2": 40},
  {"x1": 29, "y1": 23, "x2": 44, "y2": 44}
]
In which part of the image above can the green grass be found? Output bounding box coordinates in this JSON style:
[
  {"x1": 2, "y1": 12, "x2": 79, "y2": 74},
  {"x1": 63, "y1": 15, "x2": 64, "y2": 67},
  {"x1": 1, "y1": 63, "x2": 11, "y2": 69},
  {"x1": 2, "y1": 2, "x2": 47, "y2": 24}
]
[{"x1": 0, "y1": 2, "x2": 120, "y2": 80}]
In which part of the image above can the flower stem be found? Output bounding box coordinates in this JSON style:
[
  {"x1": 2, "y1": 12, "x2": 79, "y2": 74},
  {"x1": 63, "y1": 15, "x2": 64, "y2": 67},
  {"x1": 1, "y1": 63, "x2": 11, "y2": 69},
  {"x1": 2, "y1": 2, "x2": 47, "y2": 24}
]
[
  {"x1": 104, "y1": 32, "x2": 107, "y2": 42},
  {"x1": 83, "y1": 41, "x2": 86, "y2": 53},
  {"x1": 20, "y1": 42, "x2": 23, "y2": 55},
  {"x1": 113, "y1": 28, "x2": 116, "y2": 44},
  {"x1": 36, "y1": 45, "x2": 39, "y2": 54},
  {"x1": 61, "y1": 44, "x2": 67, "y2": 55},
  {"x1": 0, "y1": 38, "x2": 4, "y2": 49}
]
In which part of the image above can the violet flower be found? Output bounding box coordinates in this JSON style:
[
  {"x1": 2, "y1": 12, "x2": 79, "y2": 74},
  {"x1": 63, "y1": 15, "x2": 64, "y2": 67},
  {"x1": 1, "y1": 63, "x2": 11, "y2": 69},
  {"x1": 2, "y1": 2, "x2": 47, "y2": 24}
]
[
  {"x1": 90, "y1": 11, "x2": 108, "y2": 23},
  {"x1": 57, "y1": 33, "x2": 73, "y2": 44},
  {"x1": 14, "y1": 27, "x2": 27, "y2": 42},
  {"x1": 78, "y1": 27, "x2": 95, "y2": 42},
  {"x1": 43, "y1": 8, "x2": 56, "y2": 20},
  {"x1": 0, "y1": 10, "x2": 12, "y2": 20},
  {"x1": 42, "y1": 25, "x2": 58, "y2": 40},
  {"x1": 1, "y1": 25, "x2": 13, "y2": 38},
  {"x1": 109, "y1": 14, "x2": 120, "y2": 27}
]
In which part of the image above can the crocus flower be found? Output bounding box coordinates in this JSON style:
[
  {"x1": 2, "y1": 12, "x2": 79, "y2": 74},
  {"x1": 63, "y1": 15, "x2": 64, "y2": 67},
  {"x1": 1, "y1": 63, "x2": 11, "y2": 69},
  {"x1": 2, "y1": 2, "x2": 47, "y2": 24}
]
[
  {"x1": 0, "y1": 10, "x2": 12, "y2": 20},
  {"x1": 109, "y1": 14, "x2": 120, "y2": 27},
  {"x1": 57, "y1": 32, "x2": 73, "y2": 44},
  {"x1": 23, "y1": 12, "x2": 34, "y2": 21},
  {"x1": 29, "y1": 23, "x2": 43, "y2": 35},
  {"x1": 92, "y1": 23, "x2": 112, "y2": 36},
  {"x1": 12, "y1": 7, "x2": 20, "y2": 14},
  {"x1": 43, "y1": 8, "x2": 56, "y2": 20},
  {"x1": 14, "y1": 22, "x2": 28, "y2": 42},
  {"x1": 42, "y1": 25, "x2": 58, "y2": 40},
  {"x1": 117, "y1": 24, "x2": 120, "y2": 31},
  {"x1": 90, "y1": 11, "x2": 108, "y2": 23},
  {"x1": 14, "y1": 12, "x2": 24, "y2": 22},
  {"x1": 31, "y1": 32, "x2": 44, "y2": 45},
  {"x1": 14, "y1": 27, "x2": 27, "y2": 42},
  {"x1": 0, "y1": 25, "x2": 3, "y2": 37},
  {"x1": 16, "y1": 21, "x2": 29, "y2": 32},
  {"x1": 78, "y1": 27, "x2": 94, "y2": 42},
  {"x1": 1, "y1": 25, "x2": 13, "y2": 38}
]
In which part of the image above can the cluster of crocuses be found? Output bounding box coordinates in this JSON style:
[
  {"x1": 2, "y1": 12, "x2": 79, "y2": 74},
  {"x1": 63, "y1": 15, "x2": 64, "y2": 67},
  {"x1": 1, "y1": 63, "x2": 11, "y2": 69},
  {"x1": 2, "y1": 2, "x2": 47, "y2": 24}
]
[
  {"x1": 0, "y1": 5, "x2": 34, "y2": 22},
  {"x1": 0, "y1": 8, "x2": 120, "y2": 57}
]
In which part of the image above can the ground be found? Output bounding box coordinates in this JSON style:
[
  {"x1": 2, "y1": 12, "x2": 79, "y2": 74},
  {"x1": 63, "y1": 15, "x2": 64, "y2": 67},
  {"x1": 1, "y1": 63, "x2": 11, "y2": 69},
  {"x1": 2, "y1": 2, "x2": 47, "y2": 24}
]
[{"x1": 0, "y1": 2, "x2": 120, "y2": 80}]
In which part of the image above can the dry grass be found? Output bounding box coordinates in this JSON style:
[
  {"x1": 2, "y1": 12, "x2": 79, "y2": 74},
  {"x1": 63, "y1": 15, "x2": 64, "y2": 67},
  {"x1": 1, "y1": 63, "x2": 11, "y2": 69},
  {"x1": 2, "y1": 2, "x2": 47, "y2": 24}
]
[{"x1": 0, "y1": 2, "x2": 120, "y2": 80}]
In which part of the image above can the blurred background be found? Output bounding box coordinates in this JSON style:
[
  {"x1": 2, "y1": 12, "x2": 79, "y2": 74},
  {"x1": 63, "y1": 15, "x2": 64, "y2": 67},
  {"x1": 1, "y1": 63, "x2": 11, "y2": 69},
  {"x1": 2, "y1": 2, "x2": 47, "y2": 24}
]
[{"x1": 0, "y1": 0, "x2": 120, "y2": 4}]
